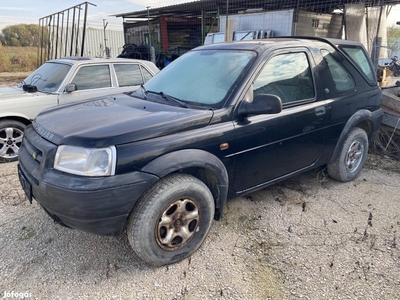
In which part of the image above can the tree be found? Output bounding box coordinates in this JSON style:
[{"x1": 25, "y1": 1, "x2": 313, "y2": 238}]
[
  {"x1": 0, "y1": 24, "x2": 40, "y2": 47},
  {"x1": 387, "y1": 26, "x2": 400, "y2": 58}
]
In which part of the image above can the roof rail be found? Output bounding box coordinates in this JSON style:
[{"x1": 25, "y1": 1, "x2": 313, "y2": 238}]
[{"x1": 274, "y1": 36, "x2": 344, "y2": 53}]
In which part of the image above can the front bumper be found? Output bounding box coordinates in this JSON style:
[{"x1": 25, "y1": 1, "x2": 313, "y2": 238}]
[
  {"x1": 18, "y1": 125, "x2": 159, "y2": 236},
  {"x1": 19, "y1": 164, "x2": 158, "y2": 236}
]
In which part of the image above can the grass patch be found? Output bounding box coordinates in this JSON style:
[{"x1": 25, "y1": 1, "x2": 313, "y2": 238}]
[
  {"x1": 0, "y1": 45, "x2": 37, "y2": 72},
  {"x1": 19, "y1": 226, "x2": 36, "y2": 241}
]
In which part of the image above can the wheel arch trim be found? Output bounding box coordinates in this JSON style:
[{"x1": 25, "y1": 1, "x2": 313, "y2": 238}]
[
  {"x1": 141, "y1": 149, "x2": 229, "y2": 220},
  {"x1": 329, "y1": 108, "x2": 383, "y2": 163}
]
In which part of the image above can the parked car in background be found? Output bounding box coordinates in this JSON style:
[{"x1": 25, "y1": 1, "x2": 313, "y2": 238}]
[{"x1": 0, "y1": 57, "x2": 159, "y2": 162}]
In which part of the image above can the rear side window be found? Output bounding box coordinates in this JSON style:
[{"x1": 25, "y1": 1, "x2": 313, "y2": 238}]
[
  {"x1": 114, "y1": 64, "x2": 143, "y2": 87},
  {"x1": 340, "y1": 46, "x2": 375, "y2": 82},
  {"x1": 321, "y1": 50, "x2": 355, "y2": 92},
  {"x1": 141, "y1": 67, "x2": 153, "y2": 83},
  {"x1": 72, "y1": 65, "x2": 111, "y2": 90}
]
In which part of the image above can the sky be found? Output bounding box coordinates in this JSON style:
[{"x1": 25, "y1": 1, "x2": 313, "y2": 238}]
[
  {"x1": 0, "y1": 0, "x2": 187, "y2": 31},
  {"x1": 0, "y1": 1, "x2": 399, "y2": 32}
]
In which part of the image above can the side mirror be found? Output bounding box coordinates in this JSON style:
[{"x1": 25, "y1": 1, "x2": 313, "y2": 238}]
[
  {"x1": 64, "y1": 83, "x2": 77, "y2": 93},
  {"x1": 238, "y1": 94, "x2": 282, "y2": 116},
  {"x1": 22, "y1": 84, "x2": 37, "y2": 93}
]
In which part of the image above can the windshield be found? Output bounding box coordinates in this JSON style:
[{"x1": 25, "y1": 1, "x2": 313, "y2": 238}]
[
  {"x1": 144, "y1": 49, "x2": 255, "y2": 108},
  {"x1": 22, "y1": 62, "x2": 71, "y2": 93}
]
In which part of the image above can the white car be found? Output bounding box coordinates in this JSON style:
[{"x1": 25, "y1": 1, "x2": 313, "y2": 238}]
[{"x1": 0, "y1": 57, "x2": 159, "y2": 162}]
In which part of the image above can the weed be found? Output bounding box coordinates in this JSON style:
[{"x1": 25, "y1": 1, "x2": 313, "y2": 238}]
[{"x1": 19, "y1": 226, "x2": 36, "y2": 241}]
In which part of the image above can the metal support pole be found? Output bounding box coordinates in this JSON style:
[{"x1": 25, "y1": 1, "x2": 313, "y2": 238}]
[
  {"x1": 372, "y1": 0, "x2": 385, "y2": 68},
  {"x1": 55, "y1": 13, "x2": 60, "y2": 58},
  {"x1": 147, "y1": 6, "x2": 152, "y2": 62},
  {"x1": 103, "y1": 19, "x2": 108, "y2": 57},
  {"x1": 225, "y1": 0, "x2": 229, "y2": 41},
  {"x1": 47, "y1": 16, "x2": 52, "y2": 61},
  {"x1": 81, "y1": 2, "x2": 88, "y2": 56},
  {"x1": 76, "y1": 4, "x2": 82, "y2": 56},
  {"x1": 70, "y1": 7, "x2": 76, "y2": 56}
]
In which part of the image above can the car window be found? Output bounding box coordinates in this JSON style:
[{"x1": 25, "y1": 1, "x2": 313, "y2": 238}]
[
  {"x1": 253, "y1": 52, "x2": 315, "y2": 104},
  {"x1": 141, "y1": 67, "x2": 153, "y2": 83},
  {"x1": 23, "y1": 62, "x2": 71, "y2": 93},
  {"x1": 114, "y1": 64, "x2": 143, "y2": 87},
  {"x1": 72, "y1": 65, "x2": 111, "y2": 90},
  {"x1": 340, "y1": 46, "x2": 375, "y2": 82},
  {"x1": 321, "y1": 50, "x2": 355, "y2": 92},
  {"x1": 143, "y1": 50, "x2": 255, "y2": 107}
]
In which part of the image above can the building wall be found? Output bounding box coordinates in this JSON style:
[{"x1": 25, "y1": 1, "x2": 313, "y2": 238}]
[
  {"x1": 84, "y1": 28, "x2": 125, "y2": 58},
  {"x1": 45, "y1": 27, "x2": 125, "y2": 60},
  {"x1": 295, "y1": 11, "x2": 342, "y2": 38},
  {"x1": 219, "y1": 10, "x2": 295, "y2": 37}
]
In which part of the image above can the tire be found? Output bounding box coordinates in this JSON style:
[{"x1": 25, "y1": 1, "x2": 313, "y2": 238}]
[
  {"x1": 0, "y1": 120, "x2": 26, "y2": 163},
  {"x1": 126, "y1": 173, "x2": 215, "y2": 266},
  {"x1": 393, "y1": 66, "x2": 400, "y2": 77},
  {"x1": 328, "y1": 127, "x2": 368, "y2": 182}
]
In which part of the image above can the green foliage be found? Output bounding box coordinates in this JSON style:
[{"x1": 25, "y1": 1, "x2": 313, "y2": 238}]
[
  {"x1": 0, "y1": 24, "x2": 41, "y2": 47},
  {"x1": 387, "y1": 26, "x2": 400, "y2": 57},
  {"x1": 19, "y1": 226, "x2": 36, "y2": 241}
]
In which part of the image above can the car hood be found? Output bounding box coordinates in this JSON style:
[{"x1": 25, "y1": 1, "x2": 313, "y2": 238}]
[
  {"x1": 0, "y1": 86, "x2": 47, "y2": 99},
  {"x1": 33, "y1": 94, "x2": 214, "y2": 147}
]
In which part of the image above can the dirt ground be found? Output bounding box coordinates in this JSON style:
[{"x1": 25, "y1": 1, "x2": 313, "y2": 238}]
[
  {"x1": 0, "y1": 72, "x2": 31, "y2": 87},
  {"x1": 1, "y1": 73, "x2": 400, "y2": 299}
]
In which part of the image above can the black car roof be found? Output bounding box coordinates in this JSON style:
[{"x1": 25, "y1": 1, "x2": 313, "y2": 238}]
[{"x1": 196, "y1": 36, "x2": 362, "y2": 53}]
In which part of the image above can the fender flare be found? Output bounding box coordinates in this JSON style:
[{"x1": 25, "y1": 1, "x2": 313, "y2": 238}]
[
  {"x1": 141, "y1": 149, "x2": 229, "y2": 220},
  {"x1": 329, "y1": 108, "x2": 383, "y2": 163}
]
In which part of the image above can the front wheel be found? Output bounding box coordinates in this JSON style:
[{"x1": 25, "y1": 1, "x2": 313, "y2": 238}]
[
  {"x1": 328, "y1": 127, "x2": 368, "y2": 182},
  {"x1": 127, "y1": 173, "x2": 215, "y2": 266},
  {"x1": 0, "y1": 120, "x2": 26, "y2": 163}
]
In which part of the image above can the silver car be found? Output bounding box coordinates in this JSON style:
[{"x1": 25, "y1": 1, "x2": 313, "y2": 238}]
[{"x1": 0, "y1": 57, "x2": 159, "y2": 162}]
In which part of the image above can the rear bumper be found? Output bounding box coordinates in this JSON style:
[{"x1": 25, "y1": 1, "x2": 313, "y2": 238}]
[{"x1": 18, "y1": 162, "x2": 159, "y2": 236}]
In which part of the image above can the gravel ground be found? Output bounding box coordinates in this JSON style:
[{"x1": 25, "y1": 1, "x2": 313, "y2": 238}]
[
  {"x1": 1, "y1": 74, "x2": 400, "y2": 299},
  {"x1": 1, "y1": 154, "x2": 400, "y2": 300}
]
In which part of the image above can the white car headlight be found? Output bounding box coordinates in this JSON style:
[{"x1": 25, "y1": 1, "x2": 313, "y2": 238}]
[{"x1": 54, "y1": 145, "x2": 116, "y2": 176}]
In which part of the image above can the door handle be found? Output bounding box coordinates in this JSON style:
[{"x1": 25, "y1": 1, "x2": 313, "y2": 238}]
[{"x1": 315, "y1": 106, "x2": 326, "y2": 116}]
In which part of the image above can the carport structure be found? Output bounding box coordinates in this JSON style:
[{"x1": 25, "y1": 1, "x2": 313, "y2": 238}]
[{"x1": 115, "y1": 0, "x2": 400, "y2": 65}]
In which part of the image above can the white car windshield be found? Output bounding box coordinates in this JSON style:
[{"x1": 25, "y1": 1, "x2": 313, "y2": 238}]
[
  {"x1": 143, "y1": 50, "x2": 256, "y2": 108},
  {"x1": 22, "y1": 62, "x2": 71, "y2": 93}
]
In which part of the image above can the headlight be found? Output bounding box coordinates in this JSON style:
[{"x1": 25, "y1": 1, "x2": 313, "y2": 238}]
[{"x1": 54, "y1": 145, "x2": 116, "y2": 176}]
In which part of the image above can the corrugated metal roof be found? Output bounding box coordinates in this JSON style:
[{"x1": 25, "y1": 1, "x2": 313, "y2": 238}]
[{"x1": 114, "y1": 0, "x2": 400, "y2": 19}]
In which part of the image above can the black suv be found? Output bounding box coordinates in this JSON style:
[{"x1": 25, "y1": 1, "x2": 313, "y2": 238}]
[{"x1": 18, "y1": 37, "x2": 383, "y2": 266}]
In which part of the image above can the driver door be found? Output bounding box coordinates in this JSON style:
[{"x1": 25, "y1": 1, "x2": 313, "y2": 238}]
[{"x1": 233, "y1": 50, "x2": 329, "y2": 193}]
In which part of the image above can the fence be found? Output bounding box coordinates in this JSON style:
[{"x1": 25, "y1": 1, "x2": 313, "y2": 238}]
[{"x1": 117, "y1": 0, "x2": 400, "y2": 68}]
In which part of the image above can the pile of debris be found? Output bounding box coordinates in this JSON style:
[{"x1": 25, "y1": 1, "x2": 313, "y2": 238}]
[
  {"x1": 375, "y1": 83, "x2": 400, "y2": 160},
  {"x1": 371, "y1": 125, "x2": 400, "y2": 160}
]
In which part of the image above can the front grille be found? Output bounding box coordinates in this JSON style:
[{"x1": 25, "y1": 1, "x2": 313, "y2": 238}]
[
  {"x1": 22, "y1": 133, "x2": 43, "y2": 164},
  {"x1": 19, "y1": 125, "x2": 57, "y2": 184}
]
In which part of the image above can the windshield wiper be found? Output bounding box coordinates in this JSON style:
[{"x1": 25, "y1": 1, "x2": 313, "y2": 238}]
[
  {"x1": 160, "y1": 92, "x2": 189, "y2": 108},
  {"x1": 140, "y1": 85, "x2": 149, "y2": 100},
  {"x1": 147, "y1": 90, "x2": 189, "y2": 108}
]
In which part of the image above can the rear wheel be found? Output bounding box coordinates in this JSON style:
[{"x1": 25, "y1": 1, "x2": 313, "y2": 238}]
[
  {"x1": 127, "y1": 173, "x2": 215, "y2": 266},
  {"x1": 0, "y1": 120, "x2": 26, "y2": 163},
  {"x1": 328, "y1": 127, "x2": 368, "y2": 182}
]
